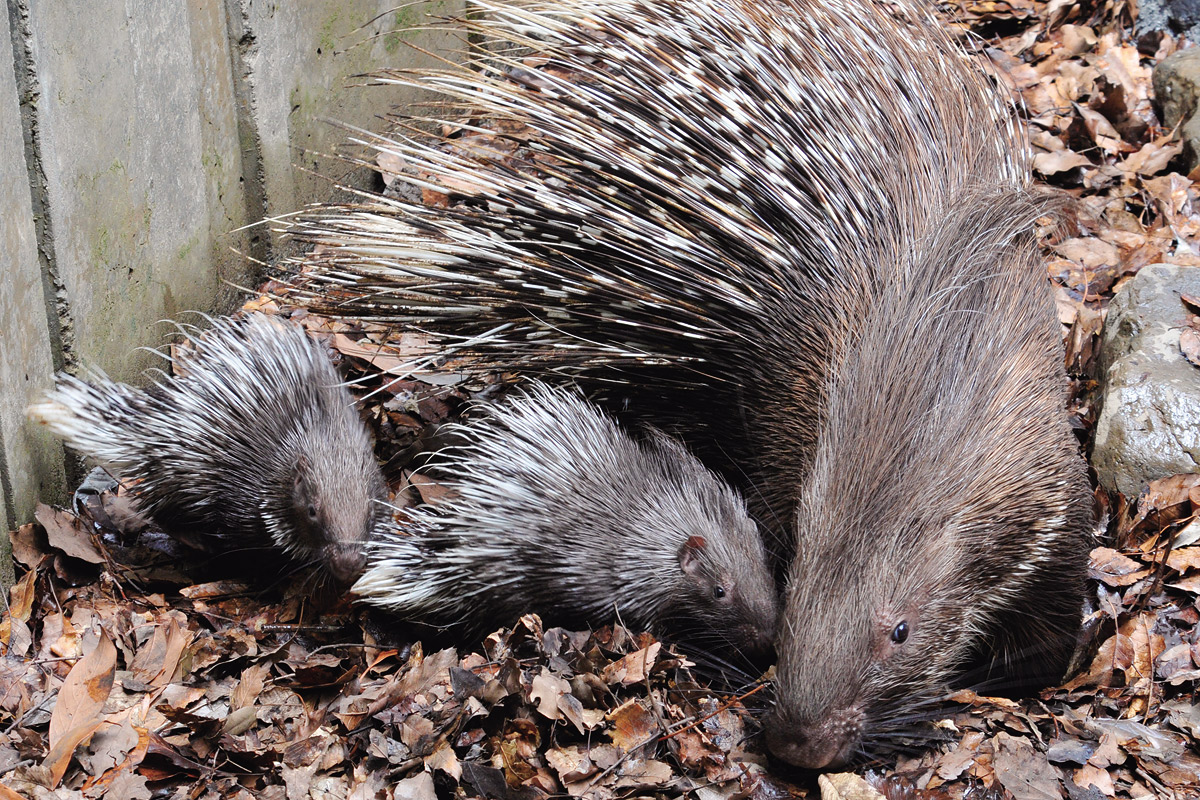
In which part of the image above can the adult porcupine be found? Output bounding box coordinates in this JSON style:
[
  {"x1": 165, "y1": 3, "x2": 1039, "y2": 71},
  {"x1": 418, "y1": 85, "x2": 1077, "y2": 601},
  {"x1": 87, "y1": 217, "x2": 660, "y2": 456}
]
[
  {"x1": 28, "y1": 313, "x2": 388, "y2": 584},
  {"x1": 281, "y1": 0, "x2": 1094, "y2": 768},
  {"x1": 355, "y1": 382, "x2": 778, "y2": 660}
]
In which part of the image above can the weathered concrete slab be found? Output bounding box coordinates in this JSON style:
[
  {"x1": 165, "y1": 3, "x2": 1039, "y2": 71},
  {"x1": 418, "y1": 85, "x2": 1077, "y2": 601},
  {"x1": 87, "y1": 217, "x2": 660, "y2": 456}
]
[
  {"x1": 0, "y1": 7, "x2": 67, "y2": 579},
  {"x1": 226, "y1": 0, "x2": 467, "y2": 244},
  {"x1": 0, "y1": 0, "x2": 466, "y2": 533},
  {"x1": 1093, "y1": 264, "x2": 1200, "y2": 496},
  {"x1": 21, "y1": 1, "x2": 255, "y2": 383}
]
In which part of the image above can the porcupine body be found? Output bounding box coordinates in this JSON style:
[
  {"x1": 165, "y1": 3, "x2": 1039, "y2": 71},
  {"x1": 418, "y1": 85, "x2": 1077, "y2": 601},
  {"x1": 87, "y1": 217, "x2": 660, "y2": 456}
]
[
  {"x1": 28, "y1": 313, "x2": 387, "y2": 584},
  {"x1": 355, "y1": 382, "x2": 779, "y2": 660},
  {"x1": 281, "y1": 0, "x2": 1094, "y2": 769}
]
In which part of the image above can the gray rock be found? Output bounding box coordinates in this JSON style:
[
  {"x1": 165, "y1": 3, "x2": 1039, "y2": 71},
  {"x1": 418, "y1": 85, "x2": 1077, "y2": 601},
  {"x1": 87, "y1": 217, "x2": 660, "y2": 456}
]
[
  {"x1": 1140, "y1": 0, "x2": 1200, "y2": 44},
  {"x1": 1153, "y1": 48, "x2": 1200, "y2": 172},
  {"x1": 1152, "y1": 48, "x2": 1200, "y2": 173},
  {"x1": 1093, "y1": 264, "x2": 1200, "y2": 497}
]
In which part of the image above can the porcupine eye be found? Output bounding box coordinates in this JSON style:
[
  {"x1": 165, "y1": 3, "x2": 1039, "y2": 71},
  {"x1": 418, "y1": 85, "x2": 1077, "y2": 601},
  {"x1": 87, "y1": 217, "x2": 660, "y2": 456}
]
[
  {"x1": 712, "y1": 585, "x2": 727, "y2": 601},
  {"x1": 890, "y1": 621, "x2": 909, "y2": 644},
  {"x1": 306, "y1": 503, "x2": 320, "y2": 523}
]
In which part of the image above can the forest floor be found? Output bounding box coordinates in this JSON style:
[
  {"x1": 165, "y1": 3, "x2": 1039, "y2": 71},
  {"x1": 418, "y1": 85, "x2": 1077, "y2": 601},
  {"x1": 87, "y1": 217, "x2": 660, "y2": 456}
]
[{"x1": 4, "y1": 1, "x2": 1200, "y2": 798}]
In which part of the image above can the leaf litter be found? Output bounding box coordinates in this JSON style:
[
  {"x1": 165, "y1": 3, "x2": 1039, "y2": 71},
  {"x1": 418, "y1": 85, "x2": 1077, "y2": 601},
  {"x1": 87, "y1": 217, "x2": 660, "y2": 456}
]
[{"x1": 5, "y1": 1, "x2": 1200, "y2": 798}]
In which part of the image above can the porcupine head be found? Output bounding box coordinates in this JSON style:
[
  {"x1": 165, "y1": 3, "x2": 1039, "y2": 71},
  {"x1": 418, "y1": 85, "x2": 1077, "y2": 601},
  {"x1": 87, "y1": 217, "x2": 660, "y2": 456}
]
[
  {"x1": 28, "y1": 313, "x2": 389, "y2": 586},
  {"x1": 356, "y1": 387, "x2": 779, "y2": 661},
  {"x1": 761, "y1": 240, "x2": 1092, "y2": 770},
  {"x1": 236, "y1": 352, "x2": 387, "y2": 584},
  {"x1": 634, "y1": 431, "x2": 780, "y2": 661},
  {"x1": 268, "y1": 442, "x2": 384, "y2": 585}
]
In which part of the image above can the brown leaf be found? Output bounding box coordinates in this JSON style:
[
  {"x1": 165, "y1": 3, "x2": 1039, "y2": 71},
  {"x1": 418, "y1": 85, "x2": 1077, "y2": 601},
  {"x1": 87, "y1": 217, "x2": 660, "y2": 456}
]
[
  {"x1": 45, "y1": 631, "x2": 117, "y2": 785},
  {"x1": 1073, "y1": 104, "x2": 1124, "y2": 155},
  {"x1": 817, "y1": 772, "x2": 886, "y2": 800},
  {"x1": 529, "y1": 668, "x2": 571, "y2": 721},
  {"x1": 1063, "y1": 629, "x2": 1133, "y2": 690},
  {"x1": 1086, "y1": 732, "x2": 1125, "y2": 768},
  {"x1": 10, "y1": 522, "x2": 47, "y2": 568},
  {"x1": 936, "y1": 731, "x2": 986, "y2": 781},
  {"x1": 221, "y1": 705, "x2": 257, "y2": 736},
  {"x1": 7, "y1": 568, "x2": 37, "y2": 623},
  {"x1": 49, "y1": 631, "x2": 117, "y2": 747},
  {"x1": 1088, "y1": 547, "x2": 1150, "y2": 586},
  {"x1": 376, "y1": 150, "x2": 407, "y2": 187},
  {"x1": 1053, "y1": 237, "x2": 1120, "y2": 269},
  {"x1": 178, "y1": 580, "x2": 253, "y2": 599},
  {"x1": 612, "y1": 758, "x2": 673, "y2": 789},
  {"x1": 80, "y1": 715, "x2": 151, "y2": 793},
  {"x1": 425, "y1": 740, "x2": 462, "y2": 780},
  {"x1": 608, "y1": 699, "x2": 658, "y2": 752},
  {"x1": 407, "y1": 471, "x2": 457, "y2": 506},
  {"x1": 1123, "y1": 137, "x2": 1184, "y2": 177},
  {"x1": 231, "y1": 662, "x2": 270, "y2": 711},
  {"x1": 1181, "y1": 328, "x2": 1200, "y2": 367},
  {"x1": 1166, "y1": 547, "x2": 1200, "y2": 573},
  {"x1": 546, "y1": 745, "x2": 597, "y2": 784},
  {"x1": 1168, "y1": 574, "x2": 1200, "y2": 593},
  {"x1": 1073, "y1": 763, "x2": 1114, "y2": 794},
  {"x1": 35, "y1": 504, "x2": 104, "y2": 565},
  {"x1": 992, "y1": 732, "x2": 1066, "y2": 800},
  {"x1": 1034, "y1": 149, "x2": 1092, "y2": 175},
  {"x1": 393, "y1": 770, "x2": 437, "y2": 800},
  {"x1": 601, "y1": 642, "x2": 661, "y2": 685},
  {"x1": 128, "y1": 615, "x2": 192, "y2": 691}
]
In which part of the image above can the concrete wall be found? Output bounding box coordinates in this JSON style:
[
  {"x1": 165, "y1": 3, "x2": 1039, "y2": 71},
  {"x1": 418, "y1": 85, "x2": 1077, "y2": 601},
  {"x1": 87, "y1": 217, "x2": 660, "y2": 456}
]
[{"x1": 0, "y1": 1, "x2": 465, "y2": 553}]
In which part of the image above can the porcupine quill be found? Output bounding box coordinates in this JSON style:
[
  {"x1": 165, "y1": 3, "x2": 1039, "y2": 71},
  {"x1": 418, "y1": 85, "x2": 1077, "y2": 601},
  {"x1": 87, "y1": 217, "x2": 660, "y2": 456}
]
[
  {"x1": 29, "y1": 313, "x2": 388, "y2": 585},
  {"x1": 277, "y1": 0, "x2": 1094, "y2": 768}
]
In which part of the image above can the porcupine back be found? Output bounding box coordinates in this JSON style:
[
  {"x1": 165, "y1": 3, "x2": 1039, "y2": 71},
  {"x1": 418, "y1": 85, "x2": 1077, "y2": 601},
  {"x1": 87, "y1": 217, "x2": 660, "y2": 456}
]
[
  {"x1": 279, "y1": 0, "x2": 1094, "y2": 767},
  {"x1": 281, "y1": 0, "x2": 1028, "y2": 532},
  {"x1": 28, "y1": 313, "x2": 387, "y2": 584},
  {"x1": 355, "y1": 382, "x2": 779, "y2": 661}
]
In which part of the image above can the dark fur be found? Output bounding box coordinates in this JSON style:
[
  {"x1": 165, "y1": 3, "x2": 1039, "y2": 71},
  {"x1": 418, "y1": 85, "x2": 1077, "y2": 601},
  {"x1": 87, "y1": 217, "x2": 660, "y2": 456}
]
[
  {"x1": 355, "y1": 383, "x2": 779, "y2": 660},
  {"x1": 764, "y1": 193, "x2": 1092, "y2": 768},
  {"x1": 29, "y1": 314, "x2": 387, "y2": 584},
  {"x1": 280, "y1": 0, "x2": 1094, "y2": 766}
]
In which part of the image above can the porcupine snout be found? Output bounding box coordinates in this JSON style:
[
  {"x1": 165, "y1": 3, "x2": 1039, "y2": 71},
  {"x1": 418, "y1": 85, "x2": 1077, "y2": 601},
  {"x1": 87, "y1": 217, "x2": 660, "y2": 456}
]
[
  {"x1": 323, "y1": 538, "x2": 369, "y2": 585},
  {"x1": 765, "y1": 705, "x2": 866, "y2": 770}
]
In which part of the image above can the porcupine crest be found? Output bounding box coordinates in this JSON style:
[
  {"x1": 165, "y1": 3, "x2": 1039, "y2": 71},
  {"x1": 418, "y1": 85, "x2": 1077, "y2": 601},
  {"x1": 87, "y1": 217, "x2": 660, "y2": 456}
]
[
  {"x1": 281, "y1": 0, "x2": 1028, "y2": 528},
  {"x1": 28, "y1": 314, "x2": 387, "y2": 584},
  {"x1": 280, "y1": 0, "x2": 1093, "y2": 767},
  {"x1": 354, "y1": 382, "x2": 779, "y2": 659}
]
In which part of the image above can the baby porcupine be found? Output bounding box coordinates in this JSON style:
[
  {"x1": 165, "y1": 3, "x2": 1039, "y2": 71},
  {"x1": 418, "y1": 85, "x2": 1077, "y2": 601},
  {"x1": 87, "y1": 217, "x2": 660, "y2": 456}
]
[
  {"x1": 281, "y1": 0, "x2": 1094, "y2": 768},
  {"x1": 28, "y1": 313, "x2": 387, "y2": 584},
  {"x1": 355, "y1": 382, "x2": 779, "y2": 661}
]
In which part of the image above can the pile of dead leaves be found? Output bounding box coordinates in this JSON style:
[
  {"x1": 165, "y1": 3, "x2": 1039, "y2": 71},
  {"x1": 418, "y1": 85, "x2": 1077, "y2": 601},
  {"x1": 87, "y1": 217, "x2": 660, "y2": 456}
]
[
  {"x1": 5, "y1": 0, "x2": 1200, "y2": 798},
  {"x1": 3, "y1": 501, "x2": 771, "y2": 799}
]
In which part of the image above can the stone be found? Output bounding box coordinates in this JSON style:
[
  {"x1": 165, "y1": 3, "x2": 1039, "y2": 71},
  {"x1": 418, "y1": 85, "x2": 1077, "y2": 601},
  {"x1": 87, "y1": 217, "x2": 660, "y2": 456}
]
[
  {"x1": 1153, "y1": 48, "x2": 1200, "y2": 173},
  {"x1": 1140, "y1": 0, "x2": 1200, "y2": 44},
  {"x1": 1093, "y1": 264, "x2": 1200, "y2": 497}
]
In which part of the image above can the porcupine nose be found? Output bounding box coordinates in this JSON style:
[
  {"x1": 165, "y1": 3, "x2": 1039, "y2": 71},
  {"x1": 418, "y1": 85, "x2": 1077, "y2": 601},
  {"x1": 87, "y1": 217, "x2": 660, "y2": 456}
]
[
  {"x1": 765, "y1": 708, "x2": 863, "y2": 770},
  {"x1": 738, "y1": 621, "x2": 777, "y2": 665},
  {"x1": 326, "y1": 543, "x2": 367, "y2": 584}
]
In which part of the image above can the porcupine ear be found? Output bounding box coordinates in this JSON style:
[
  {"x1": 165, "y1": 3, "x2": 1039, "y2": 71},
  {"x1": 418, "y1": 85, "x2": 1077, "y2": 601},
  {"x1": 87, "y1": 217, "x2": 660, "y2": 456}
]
[
  {"x1": 678, "y1": 535, "x2": 708, "y2": 576},
  {"x1": 291, "y1": 455, "x2": 318, "y2": 513}
]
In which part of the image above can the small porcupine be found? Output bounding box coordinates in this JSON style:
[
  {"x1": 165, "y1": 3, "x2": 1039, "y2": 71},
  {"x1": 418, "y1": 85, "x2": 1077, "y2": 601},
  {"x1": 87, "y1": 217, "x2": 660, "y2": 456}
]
[
  {"x1": 355, "y1": 382, "x2": 779, "y2": 661},
  {"x1": 281, "y1": 0, "x2": 1094, "y2": 768},
  {"x1": 28, "y1": 313, "x2": 387, "y2": 584}
]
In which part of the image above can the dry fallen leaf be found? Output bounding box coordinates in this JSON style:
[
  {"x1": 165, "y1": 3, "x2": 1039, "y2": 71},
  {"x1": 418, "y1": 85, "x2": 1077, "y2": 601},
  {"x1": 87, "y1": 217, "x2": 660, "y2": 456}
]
[
  {"x1": 36, "y1": 503, "x2": 104, "y2": 565},
  {"x1": 45, "y1": 631, "x2": 117, "y2": 786}
]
